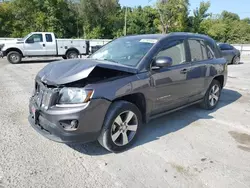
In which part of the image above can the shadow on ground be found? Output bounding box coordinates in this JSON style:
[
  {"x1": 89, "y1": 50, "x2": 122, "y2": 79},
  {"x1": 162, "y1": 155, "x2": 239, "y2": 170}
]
[
  {"x1": 68, "y1": 88, "x2": 242, "y2": 156},
  {"x1": 19, "y1": 59, "x2": 60, "y2": 64}
]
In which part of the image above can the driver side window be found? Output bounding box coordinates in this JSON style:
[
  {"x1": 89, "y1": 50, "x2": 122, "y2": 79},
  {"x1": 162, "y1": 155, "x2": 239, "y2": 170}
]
[
  {"x1": 156, "y1": 40, "x2": 186, "y2": 66},
  {"x1": 26, "y1": 34, "x2": 43, "y2": 43}
]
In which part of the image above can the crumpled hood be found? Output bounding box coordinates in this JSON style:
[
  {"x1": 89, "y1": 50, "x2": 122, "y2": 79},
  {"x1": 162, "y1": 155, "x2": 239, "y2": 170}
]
[{"x1": 36, "y1": 59, "x2": 138, "y2": 85}]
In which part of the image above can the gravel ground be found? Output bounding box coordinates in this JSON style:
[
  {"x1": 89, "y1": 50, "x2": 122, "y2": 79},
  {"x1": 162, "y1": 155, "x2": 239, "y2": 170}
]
[{"x1": 0, "y1": 57, "x2": 250, "y2": 188}]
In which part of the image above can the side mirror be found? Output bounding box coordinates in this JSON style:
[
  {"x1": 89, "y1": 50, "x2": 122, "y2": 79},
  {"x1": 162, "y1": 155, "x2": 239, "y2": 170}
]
[
  {"x1": 152, "y1": 56, "x2": 173, "y2": 70},
  {"x1": 26, "y1": 38, "x2": 34, "y2": 44}
]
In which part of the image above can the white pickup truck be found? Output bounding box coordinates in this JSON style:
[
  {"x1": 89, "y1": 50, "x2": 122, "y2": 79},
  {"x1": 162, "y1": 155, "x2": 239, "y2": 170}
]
[{"x1": 0, "y1": 32, "x2": 90, "y2": 64}]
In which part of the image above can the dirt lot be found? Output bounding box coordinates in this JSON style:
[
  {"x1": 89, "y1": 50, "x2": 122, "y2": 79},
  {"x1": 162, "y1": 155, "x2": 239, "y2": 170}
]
[{"x1": 0, "y1": 57, "x2": 250, "y2": 188}]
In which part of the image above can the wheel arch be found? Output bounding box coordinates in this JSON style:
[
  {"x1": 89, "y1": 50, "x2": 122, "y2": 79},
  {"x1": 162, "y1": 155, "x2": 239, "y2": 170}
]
[
  {"x1": 213, "y1": 75, "x2": 224, "y2": 88},
  {"x1": 112, "y1": 93, "x2": 147, "y2": 123},
  {"x1": 5, "y1": 48, "x2": 24, "y2": 57},
  {"x1": 65, "y1": 48, "x2": 80, "y2": 56}
]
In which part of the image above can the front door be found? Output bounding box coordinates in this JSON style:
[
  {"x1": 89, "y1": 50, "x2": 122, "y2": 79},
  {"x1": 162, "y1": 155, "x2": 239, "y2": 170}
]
[
  {"x1": 150, "y1": 39, "x2": 192, "y2": 115},
  {"x1": 24, "y1": 34, "x2": 46, "y2": 56}
]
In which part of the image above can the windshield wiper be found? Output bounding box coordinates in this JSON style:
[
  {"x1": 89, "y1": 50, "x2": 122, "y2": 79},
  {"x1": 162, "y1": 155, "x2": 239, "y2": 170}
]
[
  {"x1": 103, "y1": 58, "x2": 119, "y2": 64},
  {"x1": 91, "y1": 58, "x2": 119, "y2": 64}
]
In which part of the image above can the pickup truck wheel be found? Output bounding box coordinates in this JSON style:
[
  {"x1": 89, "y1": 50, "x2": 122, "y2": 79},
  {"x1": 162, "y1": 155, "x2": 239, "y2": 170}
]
[
  {"x1": 200, "y1": 80, "x2": 221, "y2": 110},
  {"x1": 7, "y1": 51, "x2": 22, "y2": 64},
  {"x1": 98, "y1": 101, "x2": 142, "y2": 153},
  {"x1": 66, "y1": 50, "x2": 79, "y2": 59}
]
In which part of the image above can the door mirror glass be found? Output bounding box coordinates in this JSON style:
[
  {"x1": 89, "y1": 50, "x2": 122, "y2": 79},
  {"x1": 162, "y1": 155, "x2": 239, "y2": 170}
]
[
  {"x1": 153, "y1": 56, "x2": 173, "y2": 69},
  {"x1": 26, "y1": 38, "x2": 34, "y2": 43}
]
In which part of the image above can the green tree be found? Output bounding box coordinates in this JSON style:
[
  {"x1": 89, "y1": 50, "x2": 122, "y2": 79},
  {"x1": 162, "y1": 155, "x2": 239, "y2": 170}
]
[
  {"x1": 126, "y1": 6, "x2": 159, "y2": 35},
  {"x1": 9, "y1": 0, "x2": 78, "y2": 37},
  {"x1": 221, "y1": 11, "x2": 240, "y2": 21},
  {"x1": 156, "y1": 0, "x2": 189, "y2": 33},
  {"x1": 0, "y1": 2, "x2": 14, "y2": 37},
  {"x1": 189, "y1": 1, "x2": 211, "y2": 33},
  {"x1": 79, "y1": 0, "x2": 120, "y2": 38},
  {"x1": 200, "y1": 18, "x2": 227, "y2": 42}
]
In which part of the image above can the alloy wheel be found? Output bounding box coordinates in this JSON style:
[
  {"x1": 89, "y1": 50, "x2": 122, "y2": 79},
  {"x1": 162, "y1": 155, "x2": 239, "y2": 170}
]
[
  {"x1": 111, "y1": 111, "x2": 138, "y2": 146},
  {"x1": 209, "y1": 84, "x2": 220, "y2": 107}
]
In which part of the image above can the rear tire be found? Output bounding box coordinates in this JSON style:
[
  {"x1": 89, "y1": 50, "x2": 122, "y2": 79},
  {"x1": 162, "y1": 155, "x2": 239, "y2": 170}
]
[
  {"x1": 98, "y1": 101, "x2": 142, "y2": 153},
  {"x1": 66, "y1": 50, "x2": 79, "y2": 59},
  {"x1": 200, "y1": 80, "x2": 221, "y2": 110},
  {"x1": 7, "y1": 51, "x2": 22, "y2": 64}
]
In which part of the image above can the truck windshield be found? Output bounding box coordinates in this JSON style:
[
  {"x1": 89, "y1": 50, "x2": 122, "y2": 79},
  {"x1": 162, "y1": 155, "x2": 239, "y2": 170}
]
[
  {"x1": 18, "y1": 33, "x2": 32, "y2": 41},
  {"x1": 90, "y1": 37, "x2": 157, "y2": 67}
]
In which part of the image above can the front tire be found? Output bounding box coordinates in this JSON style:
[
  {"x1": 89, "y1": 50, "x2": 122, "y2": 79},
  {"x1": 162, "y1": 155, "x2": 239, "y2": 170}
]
[
  {"x1": 200, "y1": 80, "x2": 221, "y2": 110},
  {"x1": 98, "y1": 101, "x2": 142, "y2": 153},
  {"x1": 232, "y1": 56, "x2": 240, "y2": 65},
  {"x1": 7, "y1": 51, "x2": 22, "y2": 64}
]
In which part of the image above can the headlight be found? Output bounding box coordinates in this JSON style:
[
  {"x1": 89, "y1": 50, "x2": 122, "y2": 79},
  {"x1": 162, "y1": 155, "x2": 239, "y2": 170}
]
[{"x1": 58, "y1": 88, "x2": 93, "y2": 104}]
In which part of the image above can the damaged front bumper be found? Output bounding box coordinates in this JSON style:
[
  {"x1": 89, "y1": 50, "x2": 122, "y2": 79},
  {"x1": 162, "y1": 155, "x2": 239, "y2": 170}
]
[{"x1": 28, "y1": 97, "x2": 111, "y2": 143}]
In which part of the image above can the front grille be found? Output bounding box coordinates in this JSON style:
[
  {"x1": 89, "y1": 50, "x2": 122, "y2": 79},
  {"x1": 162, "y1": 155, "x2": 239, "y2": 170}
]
[{"x1": 35, "y1": 82, "x2": 59, "y2": 110}]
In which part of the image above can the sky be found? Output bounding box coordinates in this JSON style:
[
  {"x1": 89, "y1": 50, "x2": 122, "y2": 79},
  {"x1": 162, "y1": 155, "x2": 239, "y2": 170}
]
[{"x1": 119, "y1": 0, "x2": 250, "y2": 19}]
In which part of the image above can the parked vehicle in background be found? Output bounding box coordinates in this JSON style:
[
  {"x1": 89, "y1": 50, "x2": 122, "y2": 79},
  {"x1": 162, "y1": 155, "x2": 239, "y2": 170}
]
[
  {"x1": 90, "y1": 45, "x2": 103, "y2": 54},
  {"x1": 218, "y1": 43, "x2": 241, "y2": 64},
  {"x1": 0, "y1": 32, "x2": 89, "y2": 64},
  {"x1": 28, "y1": 33, "x2": 227, "y2": 152}
]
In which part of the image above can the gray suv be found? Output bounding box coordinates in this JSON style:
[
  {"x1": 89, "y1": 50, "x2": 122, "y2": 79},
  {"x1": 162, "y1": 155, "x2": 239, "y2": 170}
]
[{"x1": 29, "y1": 33, "x2": 228, "y2": 152}]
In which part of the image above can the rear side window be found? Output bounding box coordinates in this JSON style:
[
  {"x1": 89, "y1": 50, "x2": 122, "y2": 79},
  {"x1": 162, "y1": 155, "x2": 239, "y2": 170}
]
[
  {"x1": 45, "y1": 34, "x2": 53, "y2": 42},
  {"x1": 219, "y1": 44, "x2": 234, "y2": 50},
  {"x1": 188, "y1": 39, "x2": 212, "y2": 61},
  {"x1": 207, "y1": 44, "x2": 215, "y2": 59},
  {"x1": 188, "y1": 40, "x2": 203, "y2": 61},
  {"x1": 200, "y1": 41, "x2": 208, "y2": 60}
]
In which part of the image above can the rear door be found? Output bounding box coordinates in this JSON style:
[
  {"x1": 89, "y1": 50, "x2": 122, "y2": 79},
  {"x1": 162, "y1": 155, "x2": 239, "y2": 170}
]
[
  {"x1": 45, "y1": 33, "x2": 57, "y2": 55},
  {"x1": 150, "y1": 39, "x2": 193, "y2": 115},
  {"x1": 24, "y1": 34, "x2": 46, "y2": 56},
  {"x1": 187, "y1": 39, "x2": 215, "y2": 102}
]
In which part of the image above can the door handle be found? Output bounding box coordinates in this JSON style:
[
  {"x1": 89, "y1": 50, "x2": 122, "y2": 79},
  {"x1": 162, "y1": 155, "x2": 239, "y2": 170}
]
[
  {"x1": 180, "y1": 68, "x2": 189, "y2": 74},
  {"x1": 43, "y1": 44, "x2": 46, "y2": 47}
]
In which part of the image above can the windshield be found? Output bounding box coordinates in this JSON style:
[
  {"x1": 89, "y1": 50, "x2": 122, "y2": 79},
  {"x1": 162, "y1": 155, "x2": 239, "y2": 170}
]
[
  {"x1": 18, "y1": 33, "x2": 32, "y2": 41},
  {"x1": 90, "y1": 37, "x2": 157, "y2": 67}
]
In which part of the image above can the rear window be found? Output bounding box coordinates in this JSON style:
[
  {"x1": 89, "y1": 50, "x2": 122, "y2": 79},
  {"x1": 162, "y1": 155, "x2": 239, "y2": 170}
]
[
  {"x1": 200, "y1": 41, "x2": 208, "y2": 60},
  {"x1": 188, "y1": 40, "x2": 203, "y2": 61},
  {"x1": 45, "y1": 34, "x2": 53, "y2": 42},
  {"x1": 188, "y1": 39, "x2": 217, "y2": 61},
  {"x1": 219, "y1": 44, "x2": 234, "y2": 50},
  {"x1": 207, "y1": 44, "x2": 215, "y2": 59}
]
